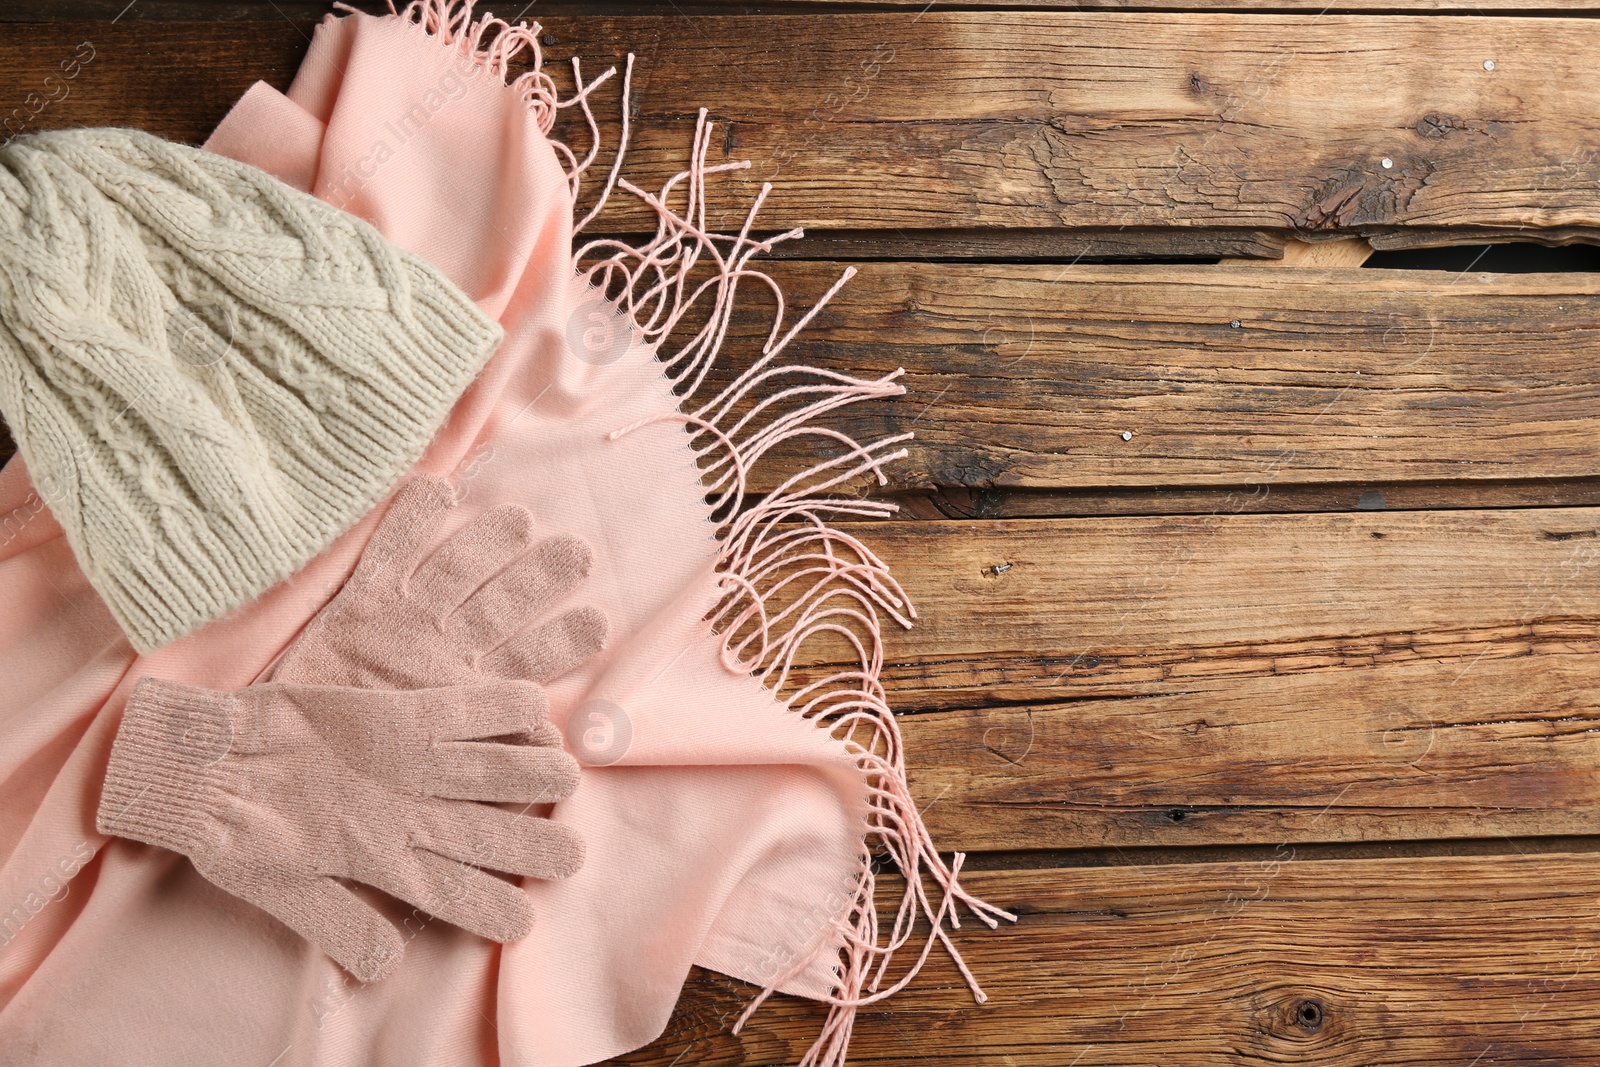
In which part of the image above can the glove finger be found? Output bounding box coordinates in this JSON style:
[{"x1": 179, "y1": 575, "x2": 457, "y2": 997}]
[
  {"x1": 373, "y1": 849, "x2": 535, "y2": 944},
  {"x1": 407, "y1": 504, "x2": 535, "y2": 618},
  {"x1": 418, "y1": 799, "x2": 586, "y2": 881},
  {"x1": 221, "y1": 868, "x2": 405, "y2": 984},
  {"x1": 528, "y1": 721, "x2": 563, "y2": 747},
  {"x1": 448, "y1": 535, "x2": 593, "y2": 648},
  {"x1": 354, "y1": 476, "x2": 456, "y2": 588},
  {"x1": 431, "y1": 679, "x2": 549, "y2": 742},
  {"x1": 480, "y1": 606, "x2": 608, "y2": 683},
  {"x1": 424, "y1": 741, "x2": 581, "y2": 803}
]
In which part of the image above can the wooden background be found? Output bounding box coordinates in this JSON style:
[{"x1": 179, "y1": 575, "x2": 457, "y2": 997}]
[{"x1": 7, "y1": 1, "x2": 1600, "y2": 1063}]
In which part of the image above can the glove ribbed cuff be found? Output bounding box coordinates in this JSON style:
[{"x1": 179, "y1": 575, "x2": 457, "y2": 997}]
[{"x1": 97, "y1": 679, "x2": 233, "y2": 860}]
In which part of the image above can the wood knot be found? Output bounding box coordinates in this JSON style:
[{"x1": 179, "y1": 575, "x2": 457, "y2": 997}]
[
  {"x1": 1414, "y1": 112, "x2": 1464, "y2": 139},
  {"x1": 1258, "y1": 992, "x2": 1339, "y2": 1045},
  {"x1": 1292, "y1": 998, "x2": 1326, "y2": 1033}
]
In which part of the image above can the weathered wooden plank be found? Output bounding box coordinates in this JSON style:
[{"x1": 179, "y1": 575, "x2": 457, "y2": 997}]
[
  {"x1": 732, "y1": 259, "x2": 1600, "y2": 492},
  {"x1": 903, "y1": 654, "x2": 1600, "y2": 850},
  {"x1": 0, "y1": 2, "x2": 345, "y2": 17},
  {"x1": 614, "y1": 854, "x2": 1600, "y2": 1066},
  {"x1": 785, "y1": 505, "x2": 1600, "y2": 846},
  {"x1": 0, "y1": 23, "x2": 305, "y2": 145},
  {"x1": 10, "y1": 16, "x2": 1600, "y2": 248},
  {"x1": 0, "y1": 20, "x2": 1277, "y2": 263},
  {"x1": 802, "y1": 508, "x2": 1600, "y2": 709},
  {"x1": 725, "y1": 261, "x2": 1600, "y2": 492},
  {"x1": 786, "y1": 506, "x2": 1600, "y2": 848},
  {"x1": 888, "y1": 477, "x2": 1600, "y2": 521},
  {"x1": 1371, "y1": 225, "x2": 1600, "y2": 251},
  {"x1": 746, "y1": 226, "x2": 1283, "y2": 261},
  {"x1": 774, "y1": 0, "x2": 1600, "y2": 6},
  {"x1": 538, "y1": 13, "x2": 1600, "y2": 244},
  {"x1": 10, "y1": 2, "x2": 1600, "y2": 21}
]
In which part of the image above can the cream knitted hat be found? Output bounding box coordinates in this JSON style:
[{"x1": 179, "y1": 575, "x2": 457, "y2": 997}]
[{"x1": 0, "y1": 128, "x2": 504, "y2": 652}]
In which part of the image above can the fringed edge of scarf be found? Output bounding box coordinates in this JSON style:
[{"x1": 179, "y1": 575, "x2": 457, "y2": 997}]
[{"x1": 382, "y1": 3, "x2": 1019, "y2": 1063}]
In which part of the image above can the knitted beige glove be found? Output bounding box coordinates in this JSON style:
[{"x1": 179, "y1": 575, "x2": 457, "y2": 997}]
[
  {"x1": 96, "y1": 476, "x2": 608, "y2": 980},
  {"x1": 275, "y1": 475, "x2": 607, "y2": 688},
  {"x1": 98, "y1": 676, "x2": 583, "y2": 982}
]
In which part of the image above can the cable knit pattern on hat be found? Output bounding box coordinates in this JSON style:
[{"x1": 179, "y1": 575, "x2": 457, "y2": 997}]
[{"x1": 0, "y1": 127, "x2": 504, "y2": 652}]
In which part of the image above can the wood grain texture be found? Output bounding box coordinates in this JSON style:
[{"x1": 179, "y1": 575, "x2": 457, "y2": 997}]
[
  {"x1": 902, "y1": 654, "x2": 1600, "y2": 849},
  {"x1": 535, "y1": 13, "x2": 1600, "y2": 244},
  {"x1": 780, "y1": 0, "x2": 1600, "y2": 6},
  {"x1": 718, "y1": 261, "x2": 1600, "y2": 492},
  {"x1": 2, "y1": 9, "x2": 1600, "y2": 1066},
  {"x1": 0, "y1": 19, "x2": 1276, "y2": 261},
  {"x1": 763, "y1": 507, "x2": 1600, "y2": 842},
  {"x1": 614, "y1": 854, "x2": 1600, "y2": 1066},
  {"x1": 819, "y1": 508, "x2": 1600, "y2": 709},
  {"x1": 9, "y1": 16, "x2": 1600, "y2": 248},
  {"x1": 1223, "y1": 235, "x2": 1374, "y2": 269},
  {"x1": 887, "y1": 477, "x2": 1600, "y2": 521},
  {"x1": 12, "y1": 1, "x2": 1600, "y2": 18},
  {"x1": 0, "y1": 23, "x2": 306, "y2": 145},
  {"x1": 748, "y1": 226, "x2": 1283, "y2": 261}
]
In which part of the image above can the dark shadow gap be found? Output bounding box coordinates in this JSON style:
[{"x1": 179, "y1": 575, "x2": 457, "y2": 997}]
[
  {"x1": 963, "y1": 833, "x2": 1600, "y2": 872},
  {"x1": 1366, "y1": 241, "x2": 1600, "y2": 273},
  {"x1": 831, "y1": 478, "x2": 1600, "y2": 521}
]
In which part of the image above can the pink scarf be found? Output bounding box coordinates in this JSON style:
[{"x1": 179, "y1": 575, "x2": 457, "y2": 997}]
[{"x1": 0, "y1": 4, "x2": 1010, "y2": 1064}]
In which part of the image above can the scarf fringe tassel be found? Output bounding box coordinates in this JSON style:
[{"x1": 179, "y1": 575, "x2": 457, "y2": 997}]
[{"x1": 387, "y1": 4, "x2": 1018, "y2": 1063}]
